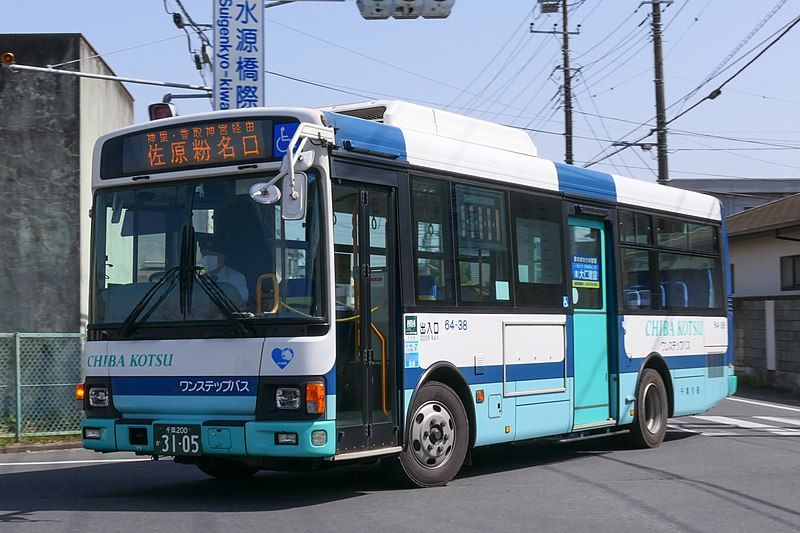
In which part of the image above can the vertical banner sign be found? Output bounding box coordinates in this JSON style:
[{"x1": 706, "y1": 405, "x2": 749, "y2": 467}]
[{"x1": 213, "y1": 0, "x2": 264, "y2": 110}]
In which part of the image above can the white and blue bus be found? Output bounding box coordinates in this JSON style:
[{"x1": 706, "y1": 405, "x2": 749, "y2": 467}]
[{"x1": 78, "y1": 100, "x2": 735, "y2": 487}]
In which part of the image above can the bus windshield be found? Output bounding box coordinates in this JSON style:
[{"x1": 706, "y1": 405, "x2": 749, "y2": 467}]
[{"x1": 90, "y1": 173, "x2": 325, "y2": 330}]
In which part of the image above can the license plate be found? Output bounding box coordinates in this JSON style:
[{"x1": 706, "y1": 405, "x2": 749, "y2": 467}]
[{"x1": 154, "y1": 424, "x2": 201, "y2": 456}]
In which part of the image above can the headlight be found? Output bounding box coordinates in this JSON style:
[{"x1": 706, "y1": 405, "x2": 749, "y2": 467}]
[
  {"x1": 88, "y1": 387, "x2": 109, "y2": 408},
  {"x1": 276, "y1": 387, "x2": 301, "y2": 410}
]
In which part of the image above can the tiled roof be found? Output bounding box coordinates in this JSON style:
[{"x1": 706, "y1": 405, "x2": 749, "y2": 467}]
[{"x1": 727, "y1": 192, "x2": 800, "y2": 236}]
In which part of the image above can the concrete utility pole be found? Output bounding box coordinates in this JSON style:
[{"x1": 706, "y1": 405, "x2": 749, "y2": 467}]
[
  {"x1": 648, "y1": 0, "x2": 671, "y2": 184},
  {"x1": 560, "y1": 0, "x2": 574, "y2": 165},
  {"x1": 532, "y1": 0, "x2": 580, "y2": 165}
]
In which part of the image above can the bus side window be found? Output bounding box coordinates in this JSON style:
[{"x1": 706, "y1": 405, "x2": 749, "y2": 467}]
[
  {"x1": 453, "y1": 183, "x2": 512, "y2": 305},
  {"x1": 411, "y1": 177, "x2": 455, "y2": 305},
  {"x1": 621, "y1": 248, "x2": 655, "y2": 310},
  {"x1": 511, "y1": 192, "x2": 565, "y2": 308}
]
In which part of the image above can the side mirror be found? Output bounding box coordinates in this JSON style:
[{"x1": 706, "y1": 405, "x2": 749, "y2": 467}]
[
  {"x1": 281, "y1": 172, "x2": 307, "y2": 220},
  {"x1": 249, "y1": 183, "x2": 281, "y2": 205}
]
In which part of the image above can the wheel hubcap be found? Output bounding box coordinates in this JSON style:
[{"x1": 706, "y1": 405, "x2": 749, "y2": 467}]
[
  {"x1": 643, "y1": 382, "x2": 664, "y2": 434},
  {"x1": 410, "y1": 400, "x2": 456, "y2": 469}
]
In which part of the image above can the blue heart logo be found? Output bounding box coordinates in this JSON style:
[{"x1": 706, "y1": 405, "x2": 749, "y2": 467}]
[{"x1": 271, "y1": 347, "x2": 295, "y2": 369}]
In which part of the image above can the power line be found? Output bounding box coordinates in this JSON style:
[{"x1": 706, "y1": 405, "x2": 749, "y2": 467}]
[
  {"x1": 678, "y1": 0, "x2": 788, "y2": 107},
  {"x1": 667, "y1": 14, "x2": 800, "y2": 127},
  {"x1": 446, "y1": 7, "x2": 536, "y2": 109},
  {"x1": 48, "y1": 35, "x2": 187, "y2": 69},
  {"x1": 583, "y1": 13, "x2": 800, "y2": 169}
]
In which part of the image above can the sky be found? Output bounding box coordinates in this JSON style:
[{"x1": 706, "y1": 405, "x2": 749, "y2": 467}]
[{"x1": 3, "y1": 0, "x2": 800, "y2": 182}]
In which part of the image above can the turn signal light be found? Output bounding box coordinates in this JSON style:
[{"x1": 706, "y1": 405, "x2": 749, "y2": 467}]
[
  {"x1": 75, "y1": 384, "x2": 85, "y2": 401},
  {"x1": 306, "y1": 382, "x2": 326, "y2": 414}
]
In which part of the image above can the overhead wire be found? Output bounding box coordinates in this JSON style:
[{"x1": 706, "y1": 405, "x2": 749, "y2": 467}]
[
  {"x1": 583, "y1": 13, "x2": 800, "y2": 168},
  {"x1": 446, "y1": 6, "x2": 538, "y2": 109}
]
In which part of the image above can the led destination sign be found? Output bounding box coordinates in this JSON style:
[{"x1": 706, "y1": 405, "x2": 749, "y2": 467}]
[{"x1": 100, "y1": 117, "x2": 297, "y2": 179}]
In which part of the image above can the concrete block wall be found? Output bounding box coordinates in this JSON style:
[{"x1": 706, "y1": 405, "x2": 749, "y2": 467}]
[{"x1": 734, "y1": 297, "x2": 800, "y2": 391}]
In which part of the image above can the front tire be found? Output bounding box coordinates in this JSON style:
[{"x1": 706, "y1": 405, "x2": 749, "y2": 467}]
[
  {"x1": 197, "y1": 459, "x2": 258, "y2": 480},
  {"x1": 387, "y1": 381, "x2": 469, "y2": 488},
  {"x1": 628, "y1": 368, "x2": 669, "y2": 448}
]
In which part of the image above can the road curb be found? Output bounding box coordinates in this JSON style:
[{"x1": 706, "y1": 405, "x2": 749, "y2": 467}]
[{"x1": 1, "y1": 440, "x2": 82, "y2": 454}]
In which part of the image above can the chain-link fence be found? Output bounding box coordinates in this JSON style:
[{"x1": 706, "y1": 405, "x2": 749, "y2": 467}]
[{"x1": 0, "y1": 333, "x2": 83, "y2": 441}]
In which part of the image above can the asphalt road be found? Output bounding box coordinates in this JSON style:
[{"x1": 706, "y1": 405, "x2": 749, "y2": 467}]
[{"x1": 1, "y1": 390, "x2": 799, "y2": 533}]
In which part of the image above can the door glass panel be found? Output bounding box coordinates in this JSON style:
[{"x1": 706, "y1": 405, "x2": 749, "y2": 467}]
[
  {"x1": 333, "y1": 185, "x2": 363, "y2": 428},
  {"x1": 570, "y1": 226, "x2": 603, "y2": 310},
  {"x1": 368, "y1": 190, "x2": 393, "y2": 425}
]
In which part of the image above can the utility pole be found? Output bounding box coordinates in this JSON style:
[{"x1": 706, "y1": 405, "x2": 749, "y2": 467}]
[
  {"x1": 532, "y1": 0, "x2": 580, "y2": 164},
  {"x1": 647, "y1": 0, "x2": 671, "y2": 185},
  {"x1": 560, "y1": 0, "x2": 574, "y2": 164}
]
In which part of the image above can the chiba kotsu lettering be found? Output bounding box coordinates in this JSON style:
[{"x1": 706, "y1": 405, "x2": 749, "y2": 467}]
[{"x1": 86, "y1": 354, "x2": 174, "y2": 368}]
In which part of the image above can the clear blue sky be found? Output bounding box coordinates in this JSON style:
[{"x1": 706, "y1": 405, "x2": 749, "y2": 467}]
[{"x1": 3, "y1": 0, "x2": 800, "y2": 181}]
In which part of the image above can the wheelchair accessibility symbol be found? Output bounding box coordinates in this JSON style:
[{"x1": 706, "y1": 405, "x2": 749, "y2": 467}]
[{"x1": 273, "y1": 123, "x2": 299, "y2": 157}]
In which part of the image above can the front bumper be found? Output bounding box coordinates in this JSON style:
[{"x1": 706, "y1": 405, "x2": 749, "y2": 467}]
[{"x1": 81, "y1": 418, "x2": 336, "y2": 458}]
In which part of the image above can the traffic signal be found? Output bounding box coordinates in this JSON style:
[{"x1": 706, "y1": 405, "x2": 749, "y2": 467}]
[{"x1": 356, "y1": 0, "x2": 455, "y2": 20}]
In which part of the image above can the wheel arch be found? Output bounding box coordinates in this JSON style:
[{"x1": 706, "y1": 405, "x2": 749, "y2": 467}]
[
  {"x1": 405, "y1": 362, "x2": 476, "y2": 450},
  {"x1": 637, "y1": 352, "x2": 674, "y2": 418}
]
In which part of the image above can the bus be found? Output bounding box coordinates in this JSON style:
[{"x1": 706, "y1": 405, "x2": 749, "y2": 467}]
[{"x1": 78, "y1": 100, "x2": 736, "y2": 487}]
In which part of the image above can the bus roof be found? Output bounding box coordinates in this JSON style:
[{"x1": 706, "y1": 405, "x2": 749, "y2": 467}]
[{"x1": 322, "y1": 100, "x2": 721, "y2": 221}]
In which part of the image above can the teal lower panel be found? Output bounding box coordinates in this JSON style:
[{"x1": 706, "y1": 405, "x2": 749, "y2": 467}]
[
  {"x1": 516, "y1": 400, "x2": 571, "y2": 440},
  {"x1": 245, "y1": 420, "x2": 336, "y2": 457},
  {"x1": 728, "y1": 371, "x2": 738, "y2": 397},
  {"x1": 472, "y1": 383, "x2": 516, "y2": 446},
  {"x1": 83, "y1": 418, "x2": 336, "y2": 458},
  {"x1": 617, "y1": 372, "x2": 638, "y2": 425},
  {"x1": 82, "y1": 419, "x2": 117, "y2": 451},
  {"x1": 672, "y1": 375, "x2": 708, "y2": 416}
]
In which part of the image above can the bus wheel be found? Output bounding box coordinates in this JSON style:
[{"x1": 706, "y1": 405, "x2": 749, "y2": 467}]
[
  {"x1": 389, "y1": 381, "x2": 469, "y2": 488},
  {"x1": 628, "y1": 368, "x2": 668, "y2": 448},
  {"x1": 197, "y1": 459, "x2": 258, "y2": 480}
]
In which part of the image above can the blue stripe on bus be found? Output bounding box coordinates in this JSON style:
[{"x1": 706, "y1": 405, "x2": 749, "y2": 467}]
[
  {"x1": 112, "y1": 376, "x2": 258, "y2": 396},
  {"x1": 322, "y1": 111, "x2": 407, "y2": 161},
  {"x1": 404, "y1": 361, "x2": 567, "y2": 388},
  {"x1": 555, "y1": 162, "x2": 617, "y2": 202}
]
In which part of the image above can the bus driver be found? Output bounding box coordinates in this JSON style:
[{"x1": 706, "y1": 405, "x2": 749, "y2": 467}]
[{"x1": 200, "y1": 240, "x2": 249, "y2": 303}]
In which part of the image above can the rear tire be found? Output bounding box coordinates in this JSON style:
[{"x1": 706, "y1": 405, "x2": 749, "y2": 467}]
[
  {"x1": 197, "y1": 459, "x2": 258, "y2": 480},
  {"x1": 386, "y1": 381, "x2": 469, "y2": 488},
  {"x1": 628, "y1": 368, "x2": 669, "y2": 448}
]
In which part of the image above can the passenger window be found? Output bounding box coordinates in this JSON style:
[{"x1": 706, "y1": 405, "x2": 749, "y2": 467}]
[
  {"x1": 454, "y1": 184, "x2": 512, "y2": 305},
  {"x1": 621, "y1": 249, "x2": 654, "y2": 309},
  {"x1": 656, "y1": 217, "x2": 689, "y2": 249},
  {"x1": 620, "y1": 211, "x2": 652, "y2": 245},
  {"x1": 658, "y1": 253, "x2": 723, "y2": 309},
  {"x1": 511, "y1": 193, "x2": 565, "y2": 308},
  {"x1": 411, "y1": 177, "x2": 455, "y2": 304},
  {"x1": 688, "y1": 223, "x2": 718, "y2": 253}
]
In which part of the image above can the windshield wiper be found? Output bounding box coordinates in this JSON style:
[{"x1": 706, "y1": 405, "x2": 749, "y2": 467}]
[
  {"x1": 193, "y1": 268, "x2": 253, "y2": 335},
  {"x1": 116, "y1": 266, "x2": 181, "y2": 338}
]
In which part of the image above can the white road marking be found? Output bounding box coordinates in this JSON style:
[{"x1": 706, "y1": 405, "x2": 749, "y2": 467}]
[
  {"x1": 668, "y1": 422, "x2": 735, "y2": 437},
  {"x1": 0, "y1": 458, "x2": 150, "y2": 467},
  {"x1": 693, "y1": 415, "x2": 800, "y2": 436},
  {"x1": 726, "y1": 396, "x2": 800, "y2": 413},
  {"x1": 755, "y1": 416, "x2": 800, "y2": 427}
]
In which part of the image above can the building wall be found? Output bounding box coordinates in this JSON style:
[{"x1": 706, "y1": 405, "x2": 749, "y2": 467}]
[
  {"x1": 0, "y1": 34, "x2": 132, "y2": 333},
  {"x1": 0, "y1": 35, "x2": 81, "y2": 333},
  {"x1": 734, "y1": 298, "x2": 800, "y2": 391},
  {"x1": 730, "y1": 234, "x2": 800, "y2": 298}
]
